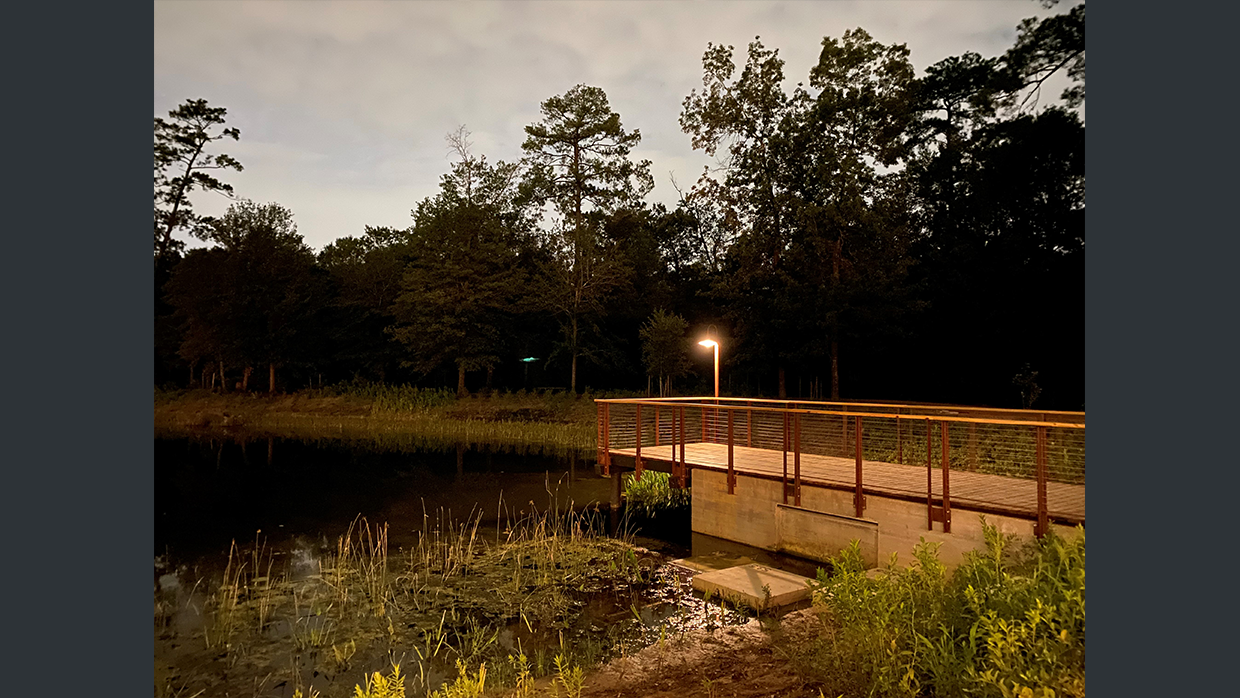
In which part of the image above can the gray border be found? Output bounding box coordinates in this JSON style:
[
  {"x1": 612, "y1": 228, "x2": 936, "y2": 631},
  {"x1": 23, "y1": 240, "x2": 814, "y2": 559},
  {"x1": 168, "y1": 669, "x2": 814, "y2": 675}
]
[
  {"x1": 1090, "y1": 0, "x2": 1234, "y2": 694},
  {"x1": 10, "y1": 1, "x2": 150, "y2": 693}
]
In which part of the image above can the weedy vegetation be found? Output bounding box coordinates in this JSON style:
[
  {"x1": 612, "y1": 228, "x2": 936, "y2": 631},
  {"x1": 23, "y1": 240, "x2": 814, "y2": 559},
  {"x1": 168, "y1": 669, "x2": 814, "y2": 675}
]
[{"x1": 799, "y1": 521, "x2": 1085, "y2": 698}]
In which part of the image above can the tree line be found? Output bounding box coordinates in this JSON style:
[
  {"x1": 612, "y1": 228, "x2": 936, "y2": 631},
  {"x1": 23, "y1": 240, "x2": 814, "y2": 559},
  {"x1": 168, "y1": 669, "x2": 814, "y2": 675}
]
[{"x1": 155, "y1": 4, "x2": 1084, "y2": 409}]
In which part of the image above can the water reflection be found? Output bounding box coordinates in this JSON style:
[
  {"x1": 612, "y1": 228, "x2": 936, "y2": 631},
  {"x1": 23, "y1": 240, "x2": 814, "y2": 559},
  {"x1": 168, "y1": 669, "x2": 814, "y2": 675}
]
[{"x1": 155, "y1": 436, "x2": 609, "y2": 565}]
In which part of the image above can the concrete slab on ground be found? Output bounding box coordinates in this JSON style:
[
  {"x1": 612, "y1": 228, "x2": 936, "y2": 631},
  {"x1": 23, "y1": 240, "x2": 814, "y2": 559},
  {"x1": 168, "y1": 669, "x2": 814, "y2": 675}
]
[
  {"x1": 691, "y1": 563, "x2": 813, "y2": 610},
  {"x1": 671, "y1": 552, "x2": 757, "y2": 575}
]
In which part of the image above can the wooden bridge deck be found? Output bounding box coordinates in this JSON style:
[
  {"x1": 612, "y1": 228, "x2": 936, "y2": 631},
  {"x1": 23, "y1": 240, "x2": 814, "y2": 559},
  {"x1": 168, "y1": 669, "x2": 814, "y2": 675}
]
[{"x1": 610, "y1": 442, "x2": 1085, "y2": 524}]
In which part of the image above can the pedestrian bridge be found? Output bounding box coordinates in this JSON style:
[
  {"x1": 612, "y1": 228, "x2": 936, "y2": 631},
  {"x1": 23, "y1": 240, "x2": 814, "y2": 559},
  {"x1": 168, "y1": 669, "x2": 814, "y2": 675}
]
[{"x1": 596, "y1": 397, "x2": 1084, "y2": 567}]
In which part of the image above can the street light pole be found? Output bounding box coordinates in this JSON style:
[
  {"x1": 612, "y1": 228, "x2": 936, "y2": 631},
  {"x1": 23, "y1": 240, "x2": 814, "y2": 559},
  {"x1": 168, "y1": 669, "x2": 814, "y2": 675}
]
[
  {"x1": 712, "y1": 342, "x2": 719, "y2": 398},
  {"x1": 698, "y1": 338, "x2": 720, "y2": 398}
]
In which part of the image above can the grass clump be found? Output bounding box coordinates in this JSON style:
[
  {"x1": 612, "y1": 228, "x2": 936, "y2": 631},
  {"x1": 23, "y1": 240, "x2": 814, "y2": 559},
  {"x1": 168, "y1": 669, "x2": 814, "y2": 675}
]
[
  {"x1": 622, "y1": 471, "x2": 690, "y2": 520},
  {"x1": 802, "y1": 521, "x2": 1085, "y2": 698}
]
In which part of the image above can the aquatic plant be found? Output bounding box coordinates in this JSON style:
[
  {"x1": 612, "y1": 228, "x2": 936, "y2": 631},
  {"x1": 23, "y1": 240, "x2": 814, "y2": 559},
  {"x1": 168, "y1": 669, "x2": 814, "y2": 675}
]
[{"x1": 622, "y1": 470, "x2": 690, "y2": 519}]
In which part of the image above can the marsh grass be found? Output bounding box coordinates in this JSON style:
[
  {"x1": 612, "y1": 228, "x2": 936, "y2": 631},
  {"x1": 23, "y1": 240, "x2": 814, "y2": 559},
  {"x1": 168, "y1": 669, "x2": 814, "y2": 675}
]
[
  {"x1": 800, "y1": 520, "x2": 1085, "y2": 698},
  {"x1": 167, "y1": 493, "x2": 683, "y2": 698},
  {"x1": 321, "y1": 516, "x2": 392, "y2": 616},
  {"x1": 202, "y1": 536, "x2": 285, "y2": 649}
]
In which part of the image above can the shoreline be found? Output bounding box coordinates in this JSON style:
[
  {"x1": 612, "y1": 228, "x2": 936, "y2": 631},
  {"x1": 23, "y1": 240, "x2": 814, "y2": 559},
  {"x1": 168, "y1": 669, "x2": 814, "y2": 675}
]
[{"x1": 154, "y1": 388, "x2": 598, "y2": 453}]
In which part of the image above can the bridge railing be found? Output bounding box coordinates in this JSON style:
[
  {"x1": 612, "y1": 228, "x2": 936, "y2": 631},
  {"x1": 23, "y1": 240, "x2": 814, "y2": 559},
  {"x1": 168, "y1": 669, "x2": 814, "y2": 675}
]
[{"x1": 596, "y1": 397, "x2": 1085, "y2": 534}]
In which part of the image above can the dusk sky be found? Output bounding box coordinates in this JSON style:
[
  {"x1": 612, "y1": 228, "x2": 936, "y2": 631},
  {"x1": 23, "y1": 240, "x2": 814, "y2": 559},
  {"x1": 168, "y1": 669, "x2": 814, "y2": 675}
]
[{"x1": 154, "y1": 0, "x2": 1078, "y2": 253}]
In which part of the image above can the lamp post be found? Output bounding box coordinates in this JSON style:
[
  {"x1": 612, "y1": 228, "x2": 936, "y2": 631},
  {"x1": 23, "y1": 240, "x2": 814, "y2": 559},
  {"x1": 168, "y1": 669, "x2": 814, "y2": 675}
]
[
  {"x1": 698, "y1": 339, "x2": 719, "y2": 398},
  {"x1": 521, "y1": 357, "x2": 539, "y2": 389}
]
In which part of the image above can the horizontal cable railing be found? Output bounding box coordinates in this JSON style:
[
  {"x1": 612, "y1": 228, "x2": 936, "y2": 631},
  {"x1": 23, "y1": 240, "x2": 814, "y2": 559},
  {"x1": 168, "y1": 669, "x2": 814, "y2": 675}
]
[{"x1": 597, "y1": 397, "x2": 1085, "y2": 532}]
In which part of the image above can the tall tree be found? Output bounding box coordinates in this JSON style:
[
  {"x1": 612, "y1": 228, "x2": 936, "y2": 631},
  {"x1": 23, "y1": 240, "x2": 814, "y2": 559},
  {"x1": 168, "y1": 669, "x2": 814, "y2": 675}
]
[
  {"x1": 389, "y1": 128, "x2": 533, "y2": 396},
  {"x1": 682, "y1": 33, "x2": 919, "y2": 399},
  {"x1": 639, "y1": 310, "x2": 692, "y2": 397},
  {"x1": 904, "y1": 2, "x2": 1085, "y2": 407},
  {"x1": 166, "y1": 201, "x2": 320, "y2": 393},
  {"x1": 318, "y1": 225, "x2": 413, "y2": 382},
  {"x1": 522, "y1": 84, "x2": 653, "y2": 392},
  {"x1": 790, "y1": 28, "x2": 920, "y2": 399},
  {"x1": 997, "y1": 2, "x2": 1085, "y2": 112},
  {"x1": 680, "y1": 39, "x2": 803, "y2": 396},
  {"x1": 154, "y1": 99, "x2": 243, "y2": 265}
]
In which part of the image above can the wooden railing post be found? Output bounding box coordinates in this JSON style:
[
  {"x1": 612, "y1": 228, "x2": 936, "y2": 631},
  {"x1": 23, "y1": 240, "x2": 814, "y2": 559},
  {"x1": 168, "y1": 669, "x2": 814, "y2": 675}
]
[
  {"x1": 727, "y1": 408, "x2": 735, "y2": 494},
  {"x1": 669, "y1": 406, "x2": 677, "y2": 481},
  {"x1": 679, "y1": 405, "x2": 687, "y2": 484},
  {"x1": 701, "y1": 406, "x2": 707, "y2": 443},
  {"x1": 794, "y1": 412, "x2": 802, "y2": 507},
  {"x1": 1035, "y1": 425, "x2": 1048, "y2": 537},
  {"x1": 854, "y1": 416, "x2": 865, "y2": 517},
  {"x1": 940, "y1": 420, "x2": 951, "y2": 533},
  {"x1": 602, "y1": 403, "x2": 611, "y2": 475},
  {"x1": 782, "y1": 410, "x2": 789, "y2": 504},
  {"x1": 635, "y1": 405, "x2": 643, "y2": 481},
  {"x1": 926, "y1": 419, "x2": 933, "y2": 530}
]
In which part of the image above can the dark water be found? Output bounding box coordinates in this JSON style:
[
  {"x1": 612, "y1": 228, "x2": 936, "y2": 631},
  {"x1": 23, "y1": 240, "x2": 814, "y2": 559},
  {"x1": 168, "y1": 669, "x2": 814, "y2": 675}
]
[{"x1": 155, "y1": 436, "x2": 618, "y2": 565}]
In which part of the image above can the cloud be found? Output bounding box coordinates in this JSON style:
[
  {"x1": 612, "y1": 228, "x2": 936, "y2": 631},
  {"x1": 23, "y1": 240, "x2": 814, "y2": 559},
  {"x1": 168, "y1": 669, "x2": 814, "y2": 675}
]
[{"x1": 157, "y1": 0, "x2": 1077, "y2": 251}]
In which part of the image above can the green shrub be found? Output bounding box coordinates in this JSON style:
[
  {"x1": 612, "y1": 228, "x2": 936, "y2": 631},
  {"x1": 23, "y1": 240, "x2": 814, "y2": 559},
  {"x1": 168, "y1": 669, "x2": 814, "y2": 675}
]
[{"x1": 805, "y1": 521, "x2": 1085, "y2": 698}]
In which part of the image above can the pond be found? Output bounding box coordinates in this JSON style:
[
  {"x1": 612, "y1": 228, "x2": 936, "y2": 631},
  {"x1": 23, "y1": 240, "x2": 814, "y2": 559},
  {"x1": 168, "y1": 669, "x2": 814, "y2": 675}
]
[
  {"x1": 154, "y1": 435, "x2": 760, "y2": 698},
  {"x1": 156, "y1": 437, "x2": 619, "y2": 562}
]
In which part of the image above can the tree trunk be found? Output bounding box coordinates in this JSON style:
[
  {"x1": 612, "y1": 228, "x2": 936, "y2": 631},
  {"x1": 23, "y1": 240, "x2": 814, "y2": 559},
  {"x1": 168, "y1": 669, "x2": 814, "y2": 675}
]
[
  {"x1": 831, "y1": 235, "x2": 842, "y2": 400},
  {"x1": 830, "y1": 334, "x2": 840, "y2": 400},
  {"x1": 218, "y1": 358, "x2": 226, "y2": 393},
  {"x1": 485, "y1": 366, "x2": 494, "y2": 393},
  {"x1": 570, "y1": 315, "x2": 579, "y2": 394},
  {"x1": 457, "y1": 364, "x2": 468, "y2": 398},
  {"x1": 157, "y1": 147, "x2": 203, "y2": 264},
  {"x1": 269, "y1": 362, "x2": 276, "y2": 394},
  {"x1": 778, "y1": 366, "x2": 786, "y2": 399},
  {"x1": 242, "y1": 366, "x2": 252, "y2": 392}
]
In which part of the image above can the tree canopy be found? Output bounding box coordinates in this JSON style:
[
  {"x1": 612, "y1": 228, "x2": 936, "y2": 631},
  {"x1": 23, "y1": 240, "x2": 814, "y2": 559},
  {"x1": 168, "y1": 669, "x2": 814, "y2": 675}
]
[
  {"x1": 154, "y1": 98, "x2": 243, "y2": 266},
  {"x1": 156, "y1": 3, "x2": 1085, "y2": 409}
]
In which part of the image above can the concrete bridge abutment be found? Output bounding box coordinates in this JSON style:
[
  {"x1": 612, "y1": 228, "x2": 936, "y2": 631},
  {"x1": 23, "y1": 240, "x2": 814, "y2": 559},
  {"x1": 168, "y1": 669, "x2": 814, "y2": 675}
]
[{"x1": 690, "y1": 468, "x2": 1080, "y2": 570}]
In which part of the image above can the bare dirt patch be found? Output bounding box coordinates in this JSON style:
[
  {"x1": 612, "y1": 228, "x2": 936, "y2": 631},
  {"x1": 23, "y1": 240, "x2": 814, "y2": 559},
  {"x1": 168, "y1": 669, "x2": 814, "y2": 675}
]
[{"x1": 575, "y1": 608, "x2": 825, "y2": 698}]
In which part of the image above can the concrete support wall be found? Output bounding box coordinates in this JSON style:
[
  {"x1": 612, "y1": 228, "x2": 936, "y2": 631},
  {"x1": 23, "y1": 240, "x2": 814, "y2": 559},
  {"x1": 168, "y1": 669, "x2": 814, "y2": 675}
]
[
  {"x1": 776, "y1": 505, "x2": 879, "y2": 568},
  {"x1": 691, "y1": 468, "x2": 1080, "y2": 569}
]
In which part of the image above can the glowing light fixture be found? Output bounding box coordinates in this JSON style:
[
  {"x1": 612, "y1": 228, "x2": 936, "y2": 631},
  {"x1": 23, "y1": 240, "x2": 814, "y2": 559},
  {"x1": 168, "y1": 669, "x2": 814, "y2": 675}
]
[{"x1": 698, "y1": 330, "x2": 720, "y2": 398}]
